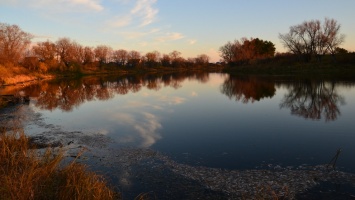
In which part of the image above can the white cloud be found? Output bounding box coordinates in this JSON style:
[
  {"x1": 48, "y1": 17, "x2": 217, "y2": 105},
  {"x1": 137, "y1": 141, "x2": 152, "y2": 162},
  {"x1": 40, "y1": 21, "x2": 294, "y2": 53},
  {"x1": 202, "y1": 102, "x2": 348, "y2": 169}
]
[
  {"x1": 120, "y1": 28, "x2": 160, "y2": 39},
  {"x1": 108, "y1": 0, "x2": 158, "y2": 28},
  {"x1": 69, "y1": 0, "x2": 104, "y2": 12},
  {"x1": 108, "y1": 15, "x2": 132, "y2": 28},
  {"x1": 188, "y1": 39, "x2": 197, "y2": 45},
  {"x1": 4, "y1": 0, "x2": 104, "y2": 12},
  {"x1": 156, "y1": 32, "x2": 184, "y2": 42}
]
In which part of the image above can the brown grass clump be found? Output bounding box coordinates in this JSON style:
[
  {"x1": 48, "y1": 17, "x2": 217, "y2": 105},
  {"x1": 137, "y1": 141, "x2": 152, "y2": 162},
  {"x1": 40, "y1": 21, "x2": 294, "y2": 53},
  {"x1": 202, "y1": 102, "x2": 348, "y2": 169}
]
[
  {"x1": 0, "y1": 128, "x2": 119, "y2": 200},
  {"x1": 0, "y1": 64, "x2": 38, "y2": 85}
]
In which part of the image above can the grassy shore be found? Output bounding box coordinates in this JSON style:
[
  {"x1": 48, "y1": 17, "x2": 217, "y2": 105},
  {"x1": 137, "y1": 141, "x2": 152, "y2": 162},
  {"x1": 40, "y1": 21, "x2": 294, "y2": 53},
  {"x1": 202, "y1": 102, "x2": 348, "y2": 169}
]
[
  {"x1": 0, "y1": 64, "x2": 53, "y2": 86},
  {"x1": 0, "y1": 128, "x2": 119, "y2": 200}
]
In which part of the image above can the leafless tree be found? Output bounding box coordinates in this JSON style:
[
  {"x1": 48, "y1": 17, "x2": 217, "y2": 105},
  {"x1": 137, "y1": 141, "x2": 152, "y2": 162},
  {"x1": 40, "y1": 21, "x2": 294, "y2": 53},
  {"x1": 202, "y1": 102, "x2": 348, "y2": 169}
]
[
  {"x1": 0, "y1": 23, "x2": 32, "y2": 65},
  {"x1": 112, "y1": 49, "x2": 128, "y2": 66},
  {"x1": 55, "y1": 37, "x2": 73, "y2": 68},
  {"x1": 161, "y1": 54, "x2": 171, "y2": 67},
  {"x1": 83, "y1": 46, "x2": 95, "y2": 64},
  {"x1": 195, "y1": 54, "x2": 210, "y2": 66},
  {"x1": 279, "y1": 18, "x2": 344, "y2": 62},
  {"x1": 94, "y1": 45, "x2": 113, "y2": 64},
  {"x1": 219, "y1": 41, "x2": 235, "y2": 63},
  {"x1": 32, "y1": 40, "x2": 56, "y2": 62},
  {"x1": 127, "y1": 50, "x2": 141, "y2": 67},
  {"x1": 145, "y1": 50, "x2": 160, "y2": 67},
  {"x1": 323, "y1": 18, "x2": 345, "y2": 57}
]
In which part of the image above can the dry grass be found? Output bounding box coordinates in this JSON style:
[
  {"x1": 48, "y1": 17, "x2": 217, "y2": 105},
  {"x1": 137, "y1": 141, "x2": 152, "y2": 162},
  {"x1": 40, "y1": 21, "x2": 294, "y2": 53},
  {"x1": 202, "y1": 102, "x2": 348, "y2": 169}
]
[
  {"x1": 0, "y1": 128, "x2": 119, "y2": 200},
  {"x1": 0, "y1": 64, "x2": 39, "y2": 85}
]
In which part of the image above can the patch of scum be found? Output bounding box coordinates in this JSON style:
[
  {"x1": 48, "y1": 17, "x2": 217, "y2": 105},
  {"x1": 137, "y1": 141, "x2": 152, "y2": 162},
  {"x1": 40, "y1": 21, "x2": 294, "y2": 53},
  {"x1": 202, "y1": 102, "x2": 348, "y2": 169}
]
[
  {"x1": 82, "y1": 148, "x2": 355, "y2": 199},
  {"x1": 3, "y1": 104, "x2": 355, "y2": 199}
]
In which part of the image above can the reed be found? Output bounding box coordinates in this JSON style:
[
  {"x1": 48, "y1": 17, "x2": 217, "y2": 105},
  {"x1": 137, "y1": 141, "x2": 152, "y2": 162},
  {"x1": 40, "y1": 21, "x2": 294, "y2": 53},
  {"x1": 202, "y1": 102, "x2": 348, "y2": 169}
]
[{"x1": 0, "y1": 128, "x2": 119, "y2": 200}]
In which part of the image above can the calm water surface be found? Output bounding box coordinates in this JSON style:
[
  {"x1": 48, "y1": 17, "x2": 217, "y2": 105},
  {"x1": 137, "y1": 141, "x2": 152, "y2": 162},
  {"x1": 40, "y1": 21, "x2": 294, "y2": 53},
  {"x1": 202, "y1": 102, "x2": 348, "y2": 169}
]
[{"x1": 6, "y1": 72, "x2": 355, "y2": 172}]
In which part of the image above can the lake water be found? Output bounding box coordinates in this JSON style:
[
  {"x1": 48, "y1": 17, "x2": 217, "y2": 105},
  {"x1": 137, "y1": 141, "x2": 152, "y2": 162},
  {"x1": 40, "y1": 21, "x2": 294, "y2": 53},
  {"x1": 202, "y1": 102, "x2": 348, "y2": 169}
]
[{"x1": 3, "y1": 72, "x2": 355, "y2": 173}]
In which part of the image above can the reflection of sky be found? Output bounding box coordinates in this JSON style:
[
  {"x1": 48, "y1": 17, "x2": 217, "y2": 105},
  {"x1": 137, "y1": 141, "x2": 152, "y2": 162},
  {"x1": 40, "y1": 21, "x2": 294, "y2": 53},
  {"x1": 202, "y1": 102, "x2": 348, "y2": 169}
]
[
  {"x1": 33, "y1": 75, "x2": 224, "y2": 148},
  {"x1": 29, "y1": 75, "x2": 355, "y2": 172}
]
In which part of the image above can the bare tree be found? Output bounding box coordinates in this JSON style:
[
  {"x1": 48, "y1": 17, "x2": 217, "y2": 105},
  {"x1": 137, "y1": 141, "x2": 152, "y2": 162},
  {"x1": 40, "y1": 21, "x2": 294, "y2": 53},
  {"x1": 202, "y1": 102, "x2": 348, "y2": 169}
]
[
  {"x1": 32, "y1": 40, "x2": 56, "y2": 62},
  {"x1": 127, "y1": 50, "x2": 141, "y2": 67},
  {"x1": 161, "y1": 54, "x2": 171, "y2": 67},
  {"x1": 55, "y1": 37, "x2": 73, "y2": 68},
  {"x1": 323, "y1": 18, "x2": 345, "y2": 57},
  {"x1": 279, "y1": 18, "x2": 344, "y2": 62},
  {"x1": 169, "y1": 51, "x2": 184, "y2": 67},
  {"x1": 83, "y1": 46, "x2": 95, "y2": 65},
  {"x1": 112, "y1": 49, "x2": 128, "y2": 66},
  {"x1": 94, "y1": 45, "x2": 113, "y2": 64},
  {"x1": 0, "y1": 23, "x2": 32, "y2": 65},
  {"x1": 219, "y1": 41, "x2": 235, "y2": 64},
  {"x1": 195, "y1": 54, "x2": 210, "y2": 66},
  {"x1": 145, "y1": 50, "x2": 160, "y2": 67},
  {"x1": 71, "y1": 42, "x2": 85, "y2": 65}
]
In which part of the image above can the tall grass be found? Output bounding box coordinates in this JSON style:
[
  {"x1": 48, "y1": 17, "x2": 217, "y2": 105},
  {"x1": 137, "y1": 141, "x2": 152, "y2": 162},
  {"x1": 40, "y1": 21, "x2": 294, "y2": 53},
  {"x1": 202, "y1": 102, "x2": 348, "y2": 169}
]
[{"x1": 0, "y1": 128, "x2": 119, "y2": 200}]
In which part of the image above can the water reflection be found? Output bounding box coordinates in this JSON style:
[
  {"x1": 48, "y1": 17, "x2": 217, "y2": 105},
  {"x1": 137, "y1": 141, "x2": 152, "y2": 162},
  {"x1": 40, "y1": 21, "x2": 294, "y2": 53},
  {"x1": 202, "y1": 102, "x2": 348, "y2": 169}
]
[
  {"x1": 280, "y1": 80, "x2": 345, "y2": 121},
  {"x1": 5, "y1": 72, "x2": 209, "y2": 112},
  {"x1": 2, "y1": 73, "x2": 355, "y2": 171},
  {"x1": 109, "y1": 112, "x2": 162, "y2": 148},
  {"x1": 2, "y1": 73, "x2": 355, "y2": 122},
  {"x1": 220, "y1": 75, "x2": 276, "y2": 103}
]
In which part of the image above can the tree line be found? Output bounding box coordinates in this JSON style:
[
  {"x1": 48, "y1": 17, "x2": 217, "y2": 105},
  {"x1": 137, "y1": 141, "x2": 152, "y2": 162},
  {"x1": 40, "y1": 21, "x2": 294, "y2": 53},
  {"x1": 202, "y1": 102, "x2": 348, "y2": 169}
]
[
  {"x1": 219, "y1": 18, "x2": 348, "y2": 66},
  {"x1": 0, "y1": 23, "x2": 211, "y2": 73},
  {"x1": 0, "y1": 18, "x2": 350, "y2": 73}
]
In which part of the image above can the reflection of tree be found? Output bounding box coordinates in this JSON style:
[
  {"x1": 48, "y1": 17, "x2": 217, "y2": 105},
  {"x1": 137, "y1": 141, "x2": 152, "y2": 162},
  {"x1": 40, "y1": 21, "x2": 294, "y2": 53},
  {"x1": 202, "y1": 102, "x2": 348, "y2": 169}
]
[
  {"x1": 16, "y1": 72, "x2": 210, "y2": 112},
  {"x1": 280, "y1": 80, "x2": 345, "y2": 121},
  {"x1": 221, "y1": 75, "x2": 276, "y2": 103}
]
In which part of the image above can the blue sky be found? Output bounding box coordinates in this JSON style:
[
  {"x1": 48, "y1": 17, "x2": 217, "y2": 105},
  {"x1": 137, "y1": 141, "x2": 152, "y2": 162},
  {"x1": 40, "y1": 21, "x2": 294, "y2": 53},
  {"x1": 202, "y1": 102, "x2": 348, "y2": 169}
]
[{"x1": 1, "y1": 0, "x2": 354, "y2": 62}]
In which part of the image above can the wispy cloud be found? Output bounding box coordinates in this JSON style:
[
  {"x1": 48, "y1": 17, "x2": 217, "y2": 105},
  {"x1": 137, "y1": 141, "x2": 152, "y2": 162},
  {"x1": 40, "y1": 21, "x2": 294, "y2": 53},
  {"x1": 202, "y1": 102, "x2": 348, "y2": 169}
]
[
  {"x1": 131, "y1": 0, "x2": 158, "y2": 26},
  {"x1": 4, "y1": 0, "x2": 104, "y2": 12},
  {"x1": 108, "y1": 15, "x2": 132, "y2": 28},
  {"x1": 188, "y1": 39, "x2": 197, "y2": 45},
  {"x1": 120, "y1": 28, "x2": 160, "y2": 39},
  {"x1": 156, "y1": 32, "x2": 184, "y2": 42},
  {"x1": 69, "y1": 0, "x2": 104, "y2": 12},
  {"x1": 108, "y1": 0, "x2": 158, "y2": 28}
]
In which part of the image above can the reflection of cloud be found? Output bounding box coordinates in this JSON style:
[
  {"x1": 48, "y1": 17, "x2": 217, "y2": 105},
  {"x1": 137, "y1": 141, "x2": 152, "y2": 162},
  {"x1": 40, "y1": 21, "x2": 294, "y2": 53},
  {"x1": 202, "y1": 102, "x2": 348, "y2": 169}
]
[
  {"x1": 134, "y1": 112, "x2": 162, "y2": 148},
  {"x1": 109, "y1": 112, "x2": 161, "y2": 148},
  {"x1": 159, "y1": 96, "x2": 186, "y2": 105},
  {"x1": 191, "y1": 91, "x2": 198, "y2": 97},
  {"x1": 111, "y1": 113, "x2": 136, "y2": 125}
]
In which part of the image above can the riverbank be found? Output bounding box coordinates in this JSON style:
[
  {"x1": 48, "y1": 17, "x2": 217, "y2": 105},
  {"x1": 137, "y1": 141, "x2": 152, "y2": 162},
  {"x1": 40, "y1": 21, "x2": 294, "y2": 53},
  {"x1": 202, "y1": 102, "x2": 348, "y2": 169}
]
[{"x1": 0, "y1": 65, "x2": 54, "y2": 86}]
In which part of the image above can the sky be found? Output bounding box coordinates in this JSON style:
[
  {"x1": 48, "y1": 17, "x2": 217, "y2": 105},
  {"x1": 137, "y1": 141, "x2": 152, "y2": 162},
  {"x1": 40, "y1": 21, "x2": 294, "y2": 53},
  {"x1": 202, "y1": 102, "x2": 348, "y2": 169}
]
[{"x1": 1, "y1": 0, "x2": 354, "y2": 62}]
